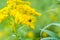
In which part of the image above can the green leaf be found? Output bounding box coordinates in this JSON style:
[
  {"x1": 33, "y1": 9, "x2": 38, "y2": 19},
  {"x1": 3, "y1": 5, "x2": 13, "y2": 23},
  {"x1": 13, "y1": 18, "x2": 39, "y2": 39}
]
[
  {"x1": 41, "y1": 30, "x2": 58, "y2": 37},
  {"x1": 41, "y1": 37, "x2": 60, "y2": 40},
  {"x1": 40, "y1": 23, "x2": 60, "y2": 36}
]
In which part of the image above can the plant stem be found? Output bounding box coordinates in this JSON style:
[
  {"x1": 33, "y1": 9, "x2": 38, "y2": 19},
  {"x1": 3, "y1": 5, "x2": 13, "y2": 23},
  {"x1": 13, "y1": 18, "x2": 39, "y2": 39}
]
[{"x1": 13, "y1": 23, "x2": 18, "y2": 40}]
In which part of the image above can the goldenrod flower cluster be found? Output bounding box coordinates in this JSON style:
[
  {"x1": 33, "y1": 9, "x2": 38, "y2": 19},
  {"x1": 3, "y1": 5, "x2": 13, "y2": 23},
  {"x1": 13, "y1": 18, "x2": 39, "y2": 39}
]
[{"x1": 0, "y1": 0, "x2": 41, "y2": 29}]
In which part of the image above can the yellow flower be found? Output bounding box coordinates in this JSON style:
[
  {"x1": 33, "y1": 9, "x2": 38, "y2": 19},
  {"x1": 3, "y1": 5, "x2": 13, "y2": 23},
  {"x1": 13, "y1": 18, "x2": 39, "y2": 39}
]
[
  {"x1": 0, "y1": 7, "x2": 9, "y2": 15},
  {"x1": 0, "y1": 14, "x2": 8, "y2": 23},
  {"x1": 0, "y1": 0, "x2": 41, "y2": 29},
  {"x1": 10, "y1": 9, "x2": 17, "y2": 16},
  {"x1": 14, "y1": 13, "x2": 24, "y2": 24},
  {"x1": 16, "y1": 4, "x2": 41, "y2": 16},
  {"x1": 50, "y1": 14, "x2": 58, "y2": 21},
  {"x1": 42, "y1": 32, "x2": 48, "y2": 37},
  {"x1": 0, "y1": 31, "x2": 3, "y2": 38},
  {"x1": 27, "y1": 31, "x2": 34, "y2": 38},
  {"x1": 21, "y1": 15, "x2": 36, "y2": 29}
]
